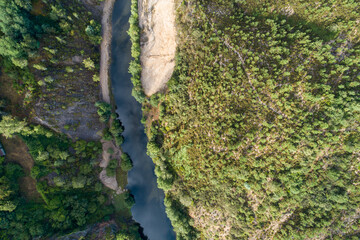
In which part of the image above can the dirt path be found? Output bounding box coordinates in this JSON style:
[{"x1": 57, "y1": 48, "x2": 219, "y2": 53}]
[
  {"x1": 100, "y1": 0, "x2": 116, "y2": 104},
  {"x1": 139, "y1": 0, "x2": 177, "y2": 96}
]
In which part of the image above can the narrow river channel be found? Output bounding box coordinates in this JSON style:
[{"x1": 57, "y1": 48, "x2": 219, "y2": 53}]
[{"x1": 110, "y1": 0, "x2": 175, "y2": 239}]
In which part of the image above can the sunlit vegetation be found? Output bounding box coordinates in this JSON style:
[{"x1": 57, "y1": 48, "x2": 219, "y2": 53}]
[
  {"x1": 143, "y1": 0, "x2": 360, "y2": 239},
  {"x1": 128, "y1": 0, "x2": 145, "y2": 103}
]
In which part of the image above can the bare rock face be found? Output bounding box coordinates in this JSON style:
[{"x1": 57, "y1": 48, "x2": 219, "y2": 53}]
[{"x1": 139, "y1": 0, "x2": 177, "y2": 96}]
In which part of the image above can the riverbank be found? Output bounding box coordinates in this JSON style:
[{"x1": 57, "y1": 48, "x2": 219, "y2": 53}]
[
  {"x1": 100, "y1": 0, "x2": 116, "y2": 104},
  {"x1": 139, "y1": 0, "x2": 177, "y2": 96},
  {"x1": 98, "y1": 0, "x2": 126, "y2": 193}
]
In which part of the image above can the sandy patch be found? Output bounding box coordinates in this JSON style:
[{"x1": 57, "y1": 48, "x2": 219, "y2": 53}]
[
  {"x1": 99, "y1": 139, "x2": 124, "y2": 194},
  {"x1": 139, "y1": 0, "x2": 177, "y2": 96}
]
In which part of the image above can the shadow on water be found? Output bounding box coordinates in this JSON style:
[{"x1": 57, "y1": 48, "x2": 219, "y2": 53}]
[{"x1": 110, "y1": 0, "x2": 175, "y2": 239}]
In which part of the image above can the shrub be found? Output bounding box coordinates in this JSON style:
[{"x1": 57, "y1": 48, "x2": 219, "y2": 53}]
[
  {"x1": 65, "y1": 66, "x2": 74, "y2": 73},
  {"x1": 72, "y1": 175, "x2": 86, "y2": 189},
  {"x1": 115, "y1": 135, "x2": 124, "y2": 146},
  {"x1": 93, "y1": 74, "x2": 100, "y2": 82},
  {"x1": 53, "y1": 176, "x2": 65, "y2": 187},
  {"x1": 102, "y1": 128, "x2": 113, "y2": 141},
  {"x1": 120, "y1": 153, "x2": 133, "y2": 171},
  {"x1": 83, "y1": 57, "x2": 95, "y2": 70},
  {"x1": 44, "y1": 76, "x2": 54, "y2": 83},
  {"x1": 33, "y1": 64, "x2": 47, "y2": 71},
  {"x1": 95, "y1": 101, "x2": 112, "y2": 123},
  {"x1": 123, "y1": 191, "x2": 135, "y2": 209},
  {"x1": 106, "y1": 158, "x2": 117, "y2": 177}
]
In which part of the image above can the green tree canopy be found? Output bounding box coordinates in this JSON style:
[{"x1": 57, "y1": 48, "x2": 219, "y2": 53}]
[{"x1": 0, "y1": 0, "x2": 39, "y2": 68}]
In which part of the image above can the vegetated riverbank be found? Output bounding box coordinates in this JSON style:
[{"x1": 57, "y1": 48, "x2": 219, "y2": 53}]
[
  {"x1": 129, "y1": 0, "x2": 198, "y2": 239},
  {"x1": 138, "y1": 0, "x2": 177, "y2": 96},
  {"x1": 98, "y1": 0, "x2": 121, "y2": 192},
  {"x1": 97, "y1": 1, "x2": 147, "y2": 239},
  {"x1": 113, "y1": 0, "x2": 175, "y2": 239}
]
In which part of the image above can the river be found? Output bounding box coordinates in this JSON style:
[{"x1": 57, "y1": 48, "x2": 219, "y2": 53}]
[{"x1": 110, "y1": 0, "x2": 175, "y2": 239}]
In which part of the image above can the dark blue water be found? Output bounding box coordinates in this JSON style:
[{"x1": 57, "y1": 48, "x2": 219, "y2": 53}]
[{"x1": 110, "y1": 1, "x2": 175, "y2": 239}]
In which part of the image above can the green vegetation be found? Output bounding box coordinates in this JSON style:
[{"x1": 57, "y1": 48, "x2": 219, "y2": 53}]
[
  {"x1": 94, "y1": 102, "x2": 141, "y2": 239},
  {"x1": 141, "y1": 0, "x2": 360, "y2": 239},
  {"x1": 107, "y1": 158, "x2": 118, "y2": 177},
  {"x1": 95, "y1": 101, "x2": 125, "y2": 146},
  {"x1": 120, "y1": 153, "x2": 133, "y2": 171},
  {"x1": 95, "y1": 101, "x2": 112, "y2": 122},
  {"x1": 0, "y1": 112, "x2": 141, "y2": 239},
  {"x1": 128, "y1": 0, "x2": 145, "y2": 103},
  {"x1": 0, "y1": 156, "x2": 23, "y2": 212},
  {"x1": 0, "y1": 0, "x2": 39, "y2": 68},
  {"x1": 85, "y1": 19, "x2": 102, "y2": 45},
  {"x1": 0, "y1": 117, "x2": 113, "y2": 238},
  {"x1": 83, "y1": 57, "x2": 96, "y2": 70},
  {"x1": 110, "y1": 119, "x2": 125, "y2": 147}
]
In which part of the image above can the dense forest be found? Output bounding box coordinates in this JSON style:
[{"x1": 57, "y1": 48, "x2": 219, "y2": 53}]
[
  {"x1": 142, "y1": 0, "x2": 360, "y2": 239},
  {"x1": 0, "y1": 0, "x2": 140, "y2": 239},
  {"x1": 0, "y1": 115, "x2": 139, "y2": 239}
]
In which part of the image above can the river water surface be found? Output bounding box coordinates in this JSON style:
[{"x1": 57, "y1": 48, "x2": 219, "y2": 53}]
[{"x1": 110, "y1": 0, "x2": 175, "y2": 239}]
